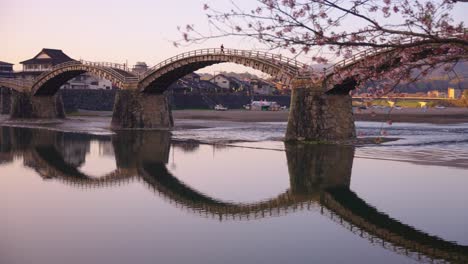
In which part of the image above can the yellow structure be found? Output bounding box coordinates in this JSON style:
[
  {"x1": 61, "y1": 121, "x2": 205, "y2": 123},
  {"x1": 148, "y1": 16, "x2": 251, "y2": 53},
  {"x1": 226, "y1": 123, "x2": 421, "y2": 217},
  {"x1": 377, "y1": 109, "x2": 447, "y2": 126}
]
[
  {"x1": 448, "y1": 87, "x2": 456, "y2": 99},
  {"x1": 447, "y1": 87, "x2": 463, "y2": 99}
]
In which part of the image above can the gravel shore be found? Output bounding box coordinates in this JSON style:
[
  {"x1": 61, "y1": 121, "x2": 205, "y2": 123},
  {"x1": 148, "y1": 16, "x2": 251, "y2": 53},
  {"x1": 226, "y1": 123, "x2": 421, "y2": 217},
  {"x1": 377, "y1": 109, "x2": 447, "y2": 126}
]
[
  {"x1": 173, "y1": 108, "x2": 468, "y2": 124},
  {"x1": 1, "y1": 107, "x2": 467, "y2": 130}
]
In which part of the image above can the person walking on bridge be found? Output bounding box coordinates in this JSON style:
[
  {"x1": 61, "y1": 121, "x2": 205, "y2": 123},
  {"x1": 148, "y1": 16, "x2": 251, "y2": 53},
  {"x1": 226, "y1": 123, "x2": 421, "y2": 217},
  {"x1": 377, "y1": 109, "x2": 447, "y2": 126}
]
[{"x1": 220, "y1": 44, "x2": 225, "y2": 53}]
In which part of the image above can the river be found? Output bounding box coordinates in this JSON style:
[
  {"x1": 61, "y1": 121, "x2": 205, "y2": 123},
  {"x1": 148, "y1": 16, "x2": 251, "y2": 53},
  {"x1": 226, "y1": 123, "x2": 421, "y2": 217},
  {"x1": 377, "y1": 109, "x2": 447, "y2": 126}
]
[{"x1": 1, "y1": 120, "x2": 468, "y2": 264}]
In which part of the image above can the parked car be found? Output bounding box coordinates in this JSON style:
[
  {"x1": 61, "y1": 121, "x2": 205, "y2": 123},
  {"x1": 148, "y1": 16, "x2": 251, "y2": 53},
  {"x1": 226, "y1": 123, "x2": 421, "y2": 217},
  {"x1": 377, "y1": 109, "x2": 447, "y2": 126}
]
[{"x1": 214, "y1": 104, "x2": 228, "y2": 111}]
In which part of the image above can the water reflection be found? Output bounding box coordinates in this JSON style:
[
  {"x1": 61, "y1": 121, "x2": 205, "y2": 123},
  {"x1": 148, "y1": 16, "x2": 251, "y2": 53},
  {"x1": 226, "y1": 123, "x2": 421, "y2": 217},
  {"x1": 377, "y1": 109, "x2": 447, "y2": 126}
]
[{"x1": 1, "y1": 127, "x2": 467, "y2": 263}]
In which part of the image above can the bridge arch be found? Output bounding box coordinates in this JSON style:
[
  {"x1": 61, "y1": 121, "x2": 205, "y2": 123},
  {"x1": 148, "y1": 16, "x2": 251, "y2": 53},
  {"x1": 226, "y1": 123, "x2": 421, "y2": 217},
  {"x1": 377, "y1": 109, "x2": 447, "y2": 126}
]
[
  {"x1": 26, "y1": 145, "x2": 138, "y2": 186},
  {"x1": 31, "y1": 61, "x2": 138, "y2": 95},
  {"x1": 139, "y1": 49, "x2": 308, "y2": 93}
]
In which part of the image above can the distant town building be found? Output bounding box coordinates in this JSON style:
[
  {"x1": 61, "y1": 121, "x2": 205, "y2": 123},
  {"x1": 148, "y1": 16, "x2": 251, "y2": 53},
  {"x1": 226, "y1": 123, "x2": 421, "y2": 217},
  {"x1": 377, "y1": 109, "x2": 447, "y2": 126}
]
[
  {"x1": 185, "y1": 73, "x2": 201, "y2": 83},
  {"x1": 170, "y1": 73, "x2": 213, "y2": 94},
  {"x1": 197, "y1": 80, "x2": 221, "y2": 93},
  {"x1": 0, "y1": 61, "x2": 14, "y2": 78},
  {"x1": 132, "y1": 62, "x2": 148, "y2": 75},
  {"x1": 448, "y1": 87, "x2": 462, "y2": 99},
  {"x1": 250, "y1": 78, "x2": 276, "y2": 95},
  {"x1": 210, "y1": 74, "x2": 242, "y2": 91},
  {"x1": 427, "y1": 90, "x2": 441, "y2": 98},
  {"x1": 168, "y1": 73, "x2": 283, "y2": 95},
  {"x1": 61, "y1": 73, "x2": 112, "y2": 90}
]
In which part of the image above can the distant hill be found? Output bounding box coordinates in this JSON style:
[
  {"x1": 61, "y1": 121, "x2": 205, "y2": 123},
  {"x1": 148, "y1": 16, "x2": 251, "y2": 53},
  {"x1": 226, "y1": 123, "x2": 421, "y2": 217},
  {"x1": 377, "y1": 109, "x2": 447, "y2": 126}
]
[
  {"x1": 197, "y1": 61, "x2": 467, "y2": 93},
  {"x1": 387, "y1": 61, "x2": 468, "y2": 93}
]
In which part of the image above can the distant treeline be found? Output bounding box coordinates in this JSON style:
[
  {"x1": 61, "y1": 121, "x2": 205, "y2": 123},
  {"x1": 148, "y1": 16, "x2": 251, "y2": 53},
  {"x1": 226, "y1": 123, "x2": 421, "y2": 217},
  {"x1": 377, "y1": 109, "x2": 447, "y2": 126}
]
[{"x1": 394, "y1": 80, "x2": 467, "y2": 93}]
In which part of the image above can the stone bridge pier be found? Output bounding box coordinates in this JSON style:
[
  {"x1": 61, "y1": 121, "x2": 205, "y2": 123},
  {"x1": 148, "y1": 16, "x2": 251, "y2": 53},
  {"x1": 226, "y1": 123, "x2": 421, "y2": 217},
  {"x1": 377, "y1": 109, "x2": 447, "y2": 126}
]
[
  {"x1": 0, "y1": 88, "x2": 12, "y2": 115},
  {"x1": 286, "y1": 143, "x2": 354, "y2": 195},
  {"x1": 10, "y1": 91, "x2": 65, "y2": 119},
  {"x1": 111, "y1": 90, "x2": 173, "y2": 130},
  {"x1": 112, "y1": 130, "x2": 171, "y2": 168},
  {"x1": 286, "y1": 79, "x2": 356, "y2": 142}
]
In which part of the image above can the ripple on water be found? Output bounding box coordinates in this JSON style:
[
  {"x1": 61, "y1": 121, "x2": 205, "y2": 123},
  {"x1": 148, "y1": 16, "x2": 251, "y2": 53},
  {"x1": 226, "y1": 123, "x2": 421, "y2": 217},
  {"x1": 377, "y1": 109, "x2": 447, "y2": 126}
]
[{"x1": 173, "y1": 121, "x2": 468, "y2": 169}]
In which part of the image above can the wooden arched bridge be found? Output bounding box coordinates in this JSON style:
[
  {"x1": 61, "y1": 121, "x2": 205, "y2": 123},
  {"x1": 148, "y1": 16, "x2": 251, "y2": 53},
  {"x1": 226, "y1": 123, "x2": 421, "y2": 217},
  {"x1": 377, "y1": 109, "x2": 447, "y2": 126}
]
[{"x1": 1, "y1": 39, "x2": 465, "y2": 142}]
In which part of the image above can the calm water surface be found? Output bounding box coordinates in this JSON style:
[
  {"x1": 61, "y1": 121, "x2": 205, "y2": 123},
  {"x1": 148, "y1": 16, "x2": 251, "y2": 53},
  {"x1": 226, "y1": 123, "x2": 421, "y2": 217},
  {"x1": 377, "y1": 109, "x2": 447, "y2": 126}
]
[{"x1": 1, "y1": 122, "x2": 468, "y2": 264}]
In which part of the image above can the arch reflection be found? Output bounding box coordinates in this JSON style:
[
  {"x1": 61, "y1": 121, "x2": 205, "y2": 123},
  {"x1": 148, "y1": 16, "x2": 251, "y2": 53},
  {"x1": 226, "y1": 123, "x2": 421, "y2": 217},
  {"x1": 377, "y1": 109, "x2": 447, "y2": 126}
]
[{"x1": 0, "y1": 126, "x2": 467, "y2": 263}]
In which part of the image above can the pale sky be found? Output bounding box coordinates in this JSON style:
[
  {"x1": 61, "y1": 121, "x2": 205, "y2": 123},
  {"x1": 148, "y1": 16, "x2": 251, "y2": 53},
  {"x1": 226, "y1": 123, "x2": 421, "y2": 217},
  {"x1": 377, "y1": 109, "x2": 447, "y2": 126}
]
[
  {"x1": 1, "y1": 0, "x2": 467, "y2": 73},
  {"x1": 0, "y1": 0, "x2": 264, "y2": 73}
]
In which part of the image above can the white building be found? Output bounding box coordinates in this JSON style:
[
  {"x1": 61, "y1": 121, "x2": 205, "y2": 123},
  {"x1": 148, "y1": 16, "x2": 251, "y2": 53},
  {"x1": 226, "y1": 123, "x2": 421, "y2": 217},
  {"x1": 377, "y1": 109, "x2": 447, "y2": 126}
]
[
  {"x1": 61, "y1": 73, "x2": 112, "y2": 90},
  {"x1": 209, "y1": 74, "x2": 241, "y2": 91}
]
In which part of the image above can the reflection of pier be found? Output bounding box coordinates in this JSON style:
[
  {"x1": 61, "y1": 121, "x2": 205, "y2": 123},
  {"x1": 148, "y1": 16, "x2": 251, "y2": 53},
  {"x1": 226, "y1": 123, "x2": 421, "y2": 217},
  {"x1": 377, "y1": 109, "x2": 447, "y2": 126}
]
[{"x1": 1, "y1": 127, "x2": 467, "y2": 263}]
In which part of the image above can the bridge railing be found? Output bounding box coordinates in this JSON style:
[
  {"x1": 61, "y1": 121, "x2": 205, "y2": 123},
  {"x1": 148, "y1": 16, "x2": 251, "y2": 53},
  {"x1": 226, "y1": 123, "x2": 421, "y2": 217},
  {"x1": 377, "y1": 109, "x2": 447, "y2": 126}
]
[
  {"x1": 79, "y1": 60, "x2": 131, "y2": 72},
  {"x1": 324, "y1": 31, "x2": 467, "y2": 76},
  {"x1": 32, "y1": 60, "x2": 138, "y2": 85},
  {"x1": 324, "y1": 37, "x2": 418, "y2": 76},
  {"x1": 80, "y1": 60, "x2": 139, "y2": 82},
  {"x1": 142, "y1": 48, "x2": 311, "y2": 79},
  {"x1": 33, "y1": 60, "x2": 83, "y2": 83}
]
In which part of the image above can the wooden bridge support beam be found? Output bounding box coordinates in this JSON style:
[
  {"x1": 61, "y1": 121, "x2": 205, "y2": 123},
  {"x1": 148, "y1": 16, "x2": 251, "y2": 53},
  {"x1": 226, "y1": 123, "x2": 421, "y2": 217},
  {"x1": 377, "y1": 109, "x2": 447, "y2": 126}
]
[
  {"x1": 286, "y1": 82, "x2": 356, "y2": 142},
  {"x1": 111, "y1": 90, "x2": 173, "y2": 130},
  {"x1": 9, "y1": 91, "x2": 65, "y2": 119}
]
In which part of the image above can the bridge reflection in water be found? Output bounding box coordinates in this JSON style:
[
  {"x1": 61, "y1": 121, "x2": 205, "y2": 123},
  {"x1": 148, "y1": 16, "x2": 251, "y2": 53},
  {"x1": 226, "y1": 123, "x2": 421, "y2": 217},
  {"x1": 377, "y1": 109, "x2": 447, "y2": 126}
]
[{"x1": 0, "y1": 127, "x2": 467, "y2": 263}]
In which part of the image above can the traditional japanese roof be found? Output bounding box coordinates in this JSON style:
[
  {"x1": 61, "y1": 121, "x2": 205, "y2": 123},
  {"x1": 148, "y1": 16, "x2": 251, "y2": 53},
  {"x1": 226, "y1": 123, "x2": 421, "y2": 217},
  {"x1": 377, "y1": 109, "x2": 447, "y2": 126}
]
[
  {"x1": 20, "y1": 48, "x2": 75, "y2": 65},
  {"x1": 210, "y1": 74, "x2": 242, "y2": 85},
  {"x1": 0, "y1": 61, "x2": 13, "y2": 66}
]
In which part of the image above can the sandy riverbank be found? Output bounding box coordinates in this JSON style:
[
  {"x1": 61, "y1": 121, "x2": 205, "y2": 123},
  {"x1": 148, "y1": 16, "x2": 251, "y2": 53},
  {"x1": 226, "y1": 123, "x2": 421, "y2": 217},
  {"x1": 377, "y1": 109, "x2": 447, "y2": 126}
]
[
  {"x1": 173, "y1": 108, "x2": 468, "y2": 124},
  {"x1": 354, "y1": 107, "x2": 468, "y2": 124},
  {"x1": 173, "y1": 110, "x2": 289, "y2": 122},
  {"x1": 1, "y1": 107, "x2": 467, "y2": 128}
]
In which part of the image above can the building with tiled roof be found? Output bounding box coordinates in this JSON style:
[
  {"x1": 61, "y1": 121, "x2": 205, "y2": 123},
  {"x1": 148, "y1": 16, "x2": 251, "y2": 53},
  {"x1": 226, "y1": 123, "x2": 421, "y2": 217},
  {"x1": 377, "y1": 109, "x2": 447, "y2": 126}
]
[
  {"x1": 20, "y1": 48, "x2": 75, "y2": 73},
  {"x1": 250, "y1": 78, "x2": 277, "y2": 95},
  {"x1": 209, "y1": 74, "x2": 243, "y2": 92},
  {"x1": 0, "y1": 61, "x2": 14, "y2": 78}
]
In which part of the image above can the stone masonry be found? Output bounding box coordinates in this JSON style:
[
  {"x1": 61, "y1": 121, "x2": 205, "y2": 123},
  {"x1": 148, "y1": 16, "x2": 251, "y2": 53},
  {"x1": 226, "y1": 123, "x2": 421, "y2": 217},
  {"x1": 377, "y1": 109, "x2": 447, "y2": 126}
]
[
  {"x1": 286, "y1": 82, "x2": 356, "y2": 142},
  {"x1": 111, "y1": 90, "x2": 173, "y2": 130},
  {"x1": 0, "y1": 88, "x2": 11, "y2": 115},
  {"x1": 10, "y1": 91, "x2": 65, "y2": 119},
  {"x1": 286, "y1": 143, "x2": 354, "y2": 195}
]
